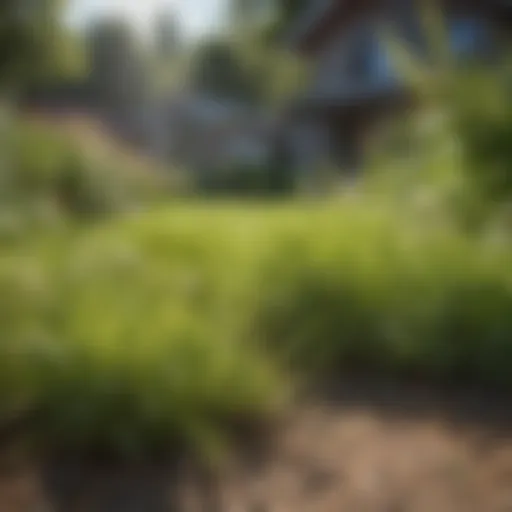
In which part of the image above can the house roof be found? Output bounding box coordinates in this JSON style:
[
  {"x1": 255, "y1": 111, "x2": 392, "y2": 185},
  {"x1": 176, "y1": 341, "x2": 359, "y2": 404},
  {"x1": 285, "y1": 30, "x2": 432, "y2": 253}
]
[
  {"x1": 284, "y1": 0, "x2": 512, "y2": 55},
  {"x1": 284, "y1": 0, "x2": 371, "y2": 54},
  {"x1": 284, "y1": 0, "x2": 335, "y2": 49}
]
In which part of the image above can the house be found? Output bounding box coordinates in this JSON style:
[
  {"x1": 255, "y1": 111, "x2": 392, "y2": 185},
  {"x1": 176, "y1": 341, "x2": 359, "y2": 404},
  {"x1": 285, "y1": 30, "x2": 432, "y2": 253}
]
[
  {"x1": 21, "y1": 81, "x2": 277, "y2": 178},
  {"x1": 283, "y1": 0, "x2": 512, "y2": 177},
  {"x1": 149, "y1": 92, "x2": 276, "y2": 174},
  {"x1": 20, "y1": 82, "x2": 100, "y2": 119},
  {"x1": 20, "y1": 81, "x2": 150, "y2": 151}
]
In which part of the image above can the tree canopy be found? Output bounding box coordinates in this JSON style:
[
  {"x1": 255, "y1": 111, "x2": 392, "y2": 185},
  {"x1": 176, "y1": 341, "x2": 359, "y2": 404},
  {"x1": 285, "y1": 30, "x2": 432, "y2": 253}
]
[
  {"x1": 0, "y1": 0, "x2": 78, "y2": 89},
  {"x1": 154, "y1": 11, "x2": 182, "y2": 60},
  {"x1": 88, "y1": 19, "x2": 149, "y2": 110},
  {"x1": 231, "y1": 0, "x2": 308, "y2": 40},
  {"x1": 190, "y1": 40, "x2": 260, "y2": 103}
]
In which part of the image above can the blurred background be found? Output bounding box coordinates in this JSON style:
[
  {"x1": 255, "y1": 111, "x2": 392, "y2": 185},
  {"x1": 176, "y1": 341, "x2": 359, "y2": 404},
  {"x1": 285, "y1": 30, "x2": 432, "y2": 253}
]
[
  {"x1": 2, "y1": 1, "x2": 512, "y2": 511},
  {"x1": 3, "y1": 0, "x2": 512, "y2": 199}
]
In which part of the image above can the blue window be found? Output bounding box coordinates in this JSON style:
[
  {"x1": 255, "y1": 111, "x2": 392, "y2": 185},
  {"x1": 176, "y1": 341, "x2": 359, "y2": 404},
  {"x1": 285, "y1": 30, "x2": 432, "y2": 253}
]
[
  {"x1": 371, "y1": 44, "x2": 395, "y2": 83},
  {"x1": 449, "y1": 17, "x2": 489, "y2": 56},
  {"x1": 346, "y1": 37, "x2": 395, "y2": 84}
]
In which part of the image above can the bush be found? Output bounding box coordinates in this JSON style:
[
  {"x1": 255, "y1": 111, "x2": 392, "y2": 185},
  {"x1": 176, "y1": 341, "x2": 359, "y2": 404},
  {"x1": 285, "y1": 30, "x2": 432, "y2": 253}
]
[
  {"x1": 368, "y1": 47, "x2": 512, "y2": 230},
  {"x1": 1, "y1": 200, "x2": 512, "y2": 460},
  {"x1": 0, "y1": 213, "x2": 286, "y2": 460},
  {"x1": 449, "y1": 68, "x2": 512, "y2": 202},
  {"x1": 196, "y1": 162, "x2": 295, "y2": 197},
  {"x1": 0, "y1": 118, "x2": 176, "y2": 226},
  {"x1": 254, "y1": 201, "x2": 512, "y2": 387}
]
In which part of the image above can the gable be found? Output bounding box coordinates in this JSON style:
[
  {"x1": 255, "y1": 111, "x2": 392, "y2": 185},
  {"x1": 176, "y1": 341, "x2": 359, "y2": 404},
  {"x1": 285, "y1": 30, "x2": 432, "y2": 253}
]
[
  {"x1": 286, "y1": 0, "x2": 379, "y2": 56},
  {"x1": 286, "y1": 0, "x2": 512, "y2": 57}
]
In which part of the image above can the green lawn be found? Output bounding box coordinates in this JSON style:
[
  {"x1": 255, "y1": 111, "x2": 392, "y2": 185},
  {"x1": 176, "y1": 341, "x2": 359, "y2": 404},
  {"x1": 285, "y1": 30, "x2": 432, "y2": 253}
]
[{"x1": 1, "y1": 199, "x2": 512, "y2": 461}]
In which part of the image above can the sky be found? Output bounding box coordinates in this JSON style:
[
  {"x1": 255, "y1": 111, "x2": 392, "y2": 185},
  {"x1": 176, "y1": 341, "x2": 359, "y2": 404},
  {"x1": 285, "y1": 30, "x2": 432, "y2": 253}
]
[{"x1": 65, "y1": 0, "x2": 227, "y2": 40}]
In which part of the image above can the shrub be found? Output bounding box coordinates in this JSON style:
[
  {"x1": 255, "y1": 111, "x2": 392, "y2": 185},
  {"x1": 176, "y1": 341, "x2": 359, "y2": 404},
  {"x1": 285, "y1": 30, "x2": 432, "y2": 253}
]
[
  {"x1": 372, "y1": 34, "x2": 512, "y2": 230},
  {"x1": 1, "y1": 200, "x2": 512, "y2": 462},
  {"x1": 0, "y1": 117, "x2": 176, "y2": 225},
  {"x1": 255, "y1": 200, "x2": 512, "y2": 387},
  {"x1": 196, "y1": 162, "x2": 295, "y2": 197},
  {"x1": 0, "y1": 213, "x2": 286, "y2": 460}
]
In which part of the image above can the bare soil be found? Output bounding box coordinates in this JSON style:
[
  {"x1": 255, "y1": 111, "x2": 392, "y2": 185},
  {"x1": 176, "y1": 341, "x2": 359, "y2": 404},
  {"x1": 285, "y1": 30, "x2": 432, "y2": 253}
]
[{"x1": 1, "y1": 378, "x2": 511, "y2": 512}]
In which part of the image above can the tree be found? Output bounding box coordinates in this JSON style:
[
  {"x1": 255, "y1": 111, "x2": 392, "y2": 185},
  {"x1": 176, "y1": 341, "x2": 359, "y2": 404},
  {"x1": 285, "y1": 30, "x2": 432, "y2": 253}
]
[
  {"x1": 188, "y1": 0, "x2": 307, "y2": 106},
  {"x1": 231, "y1": 0, "x2": 274, "y2": 26},
  {"x1": 154, "y1": 10, "x2": 182, "y2": 60},
  {"x1": 278, "y1": 0, "x2": 308, "y2": 24},
  {"x1": 225, "y1": 0, "x2": 309, "y2": 106},
  {"x1": 88, "y1": 19, "x2": 149, "y2": 110},
  {"x1": 231, "y1": 0, "x2": 307, "y2": 41},
  {"x1": 0, "y1": 0, "x2": 75, "y2": 89},
  {"x1": 87, "y1": 19, "x2": 152, "y2": 144},
  {"x1": 190, "y1": 40, "x2": 259, "y2": 102}
]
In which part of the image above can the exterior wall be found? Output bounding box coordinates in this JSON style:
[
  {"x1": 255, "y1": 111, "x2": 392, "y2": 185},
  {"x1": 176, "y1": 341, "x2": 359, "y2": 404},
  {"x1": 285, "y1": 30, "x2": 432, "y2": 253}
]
[
  {"x1": 152, "y1": 97, "x2": 275, "y2": 174},
  {"x1": 285, "y1": 114, "x2": 366, "y2": 191},
  {"x1": 303, "y1": 0, "x2": 497, "y2": 106},
  {"x1": 309, "y1": 14, "x2": 397, "y2": 103},
  {"x1": 288, "y1": 119, "x2": 331, "y2": 175},
  {"x1": 286, "y1": 0, "x2": 502, "y2": 177}
]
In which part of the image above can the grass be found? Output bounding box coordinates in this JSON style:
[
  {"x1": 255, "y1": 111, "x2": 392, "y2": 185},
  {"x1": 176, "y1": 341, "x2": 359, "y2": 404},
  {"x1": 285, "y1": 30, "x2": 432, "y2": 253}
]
[
  {"x1": 0, "y1": 208, "x2": 287, "y2": 461},
  {"x1": 1, "y1": 197, "x2": 512, "y2": 461},
  {"x1": 2, "y1": 18, "x2": 511, "y2": 467},
  {"x1": 0, "y1": 116, "x2": 181, "y2": 235}
]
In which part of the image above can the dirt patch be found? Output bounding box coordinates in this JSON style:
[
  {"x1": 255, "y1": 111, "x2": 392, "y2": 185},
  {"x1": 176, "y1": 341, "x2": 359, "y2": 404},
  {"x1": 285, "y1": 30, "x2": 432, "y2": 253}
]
[
  {"x1": 0, "y1": 379, "x2": 511, "y2": 512},
  {"x1": 216, "y1": 407, "x2": 512, "y2": 512}
]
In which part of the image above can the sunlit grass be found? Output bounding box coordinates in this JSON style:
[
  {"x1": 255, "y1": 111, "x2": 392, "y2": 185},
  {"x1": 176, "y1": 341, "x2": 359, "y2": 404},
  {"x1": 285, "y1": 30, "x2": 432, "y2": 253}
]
[{"x1": 1, "y1": 197, "x2": 512, "y2": 460}]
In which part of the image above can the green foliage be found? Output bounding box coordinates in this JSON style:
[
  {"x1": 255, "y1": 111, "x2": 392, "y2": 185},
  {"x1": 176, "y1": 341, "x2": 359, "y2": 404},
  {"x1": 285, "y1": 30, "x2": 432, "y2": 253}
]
[
  {"x1": 0, "y1": 214, "x2": 286, "y2": 459},
  {"x1": 226, "y1": 0, "x2": 309, "y2": 107},
  {"x1": 376, "y1": 10, "x2": 512, "y2": 230},
  {"x1": 2, "y1": 0, "x2": 512, "y2": 464},
  {"x1": 278, "y1": 0, "x2": 308, "y2": 24},
  {"x1": 233, "y1": 0, "x2": 308, "y2": 41},
  {"x1": 197, "y1": 162, "x2": 295, "y2": 196},
  {"x1": 0, "y1": 0, "x2": 80, "y2": 87},
  {"x1": 448, "y1": 67, "x2": 512, "y2": 202},
  {"x1": 2, "y1": 198, "x2": 512, "y2": 461},
  {"x1": 190, "y1": 40, "x2": 261, "y2": 103},
  {"x1": 154, "y1": 10, "x2": 182, "y2": 60},
  {"x1": 88, "y1": 19, "x2": 150, "y2": 112},
  {"x1": 0, "y1": 118, "x2": 174, "y2": 235},
  {"x1": 254, "y1": 201, "x2": 512, "y2": 387}
]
